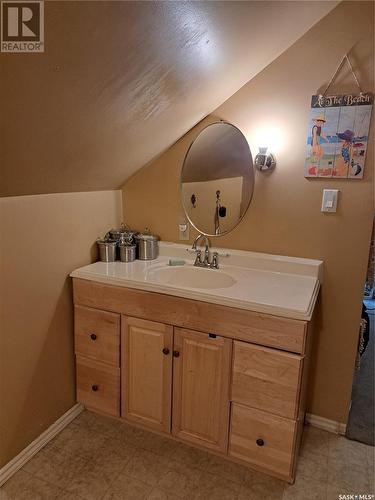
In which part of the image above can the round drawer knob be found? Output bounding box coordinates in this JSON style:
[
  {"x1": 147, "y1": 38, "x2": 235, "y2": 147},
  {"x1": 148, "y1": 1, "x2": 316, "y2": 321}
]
[
  {"x1": 173, "y1": 350, "x2": 180, "y2": 358},
  {"x1": 90, "y1": 333, "x2": 97, "y2": 341},
  {"x1": 162, "y1": 348, "x2": 170, "y2": 355},
  {"x1": 91, "y1": 384, "x2": 99, "y2": 392},
  {"x1": 256, "y1": 439, "x2": 264, "y2": 447}
]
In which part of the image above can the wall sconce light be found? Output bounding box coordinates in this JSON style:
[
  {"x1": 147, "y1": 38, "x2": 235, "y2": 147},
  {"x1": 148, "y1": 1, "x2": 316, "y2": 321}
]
[{"x1": 254, "y1": 147, "x2": 276, "y2": 172}]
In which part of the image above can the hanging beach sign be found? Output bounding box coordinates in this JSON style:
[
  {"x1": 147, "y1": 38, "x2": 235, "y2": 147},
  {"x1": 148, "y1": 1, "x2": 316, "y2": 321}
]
[{"x1": 304, "y1": 52, "x2": 373, "y2": 179}]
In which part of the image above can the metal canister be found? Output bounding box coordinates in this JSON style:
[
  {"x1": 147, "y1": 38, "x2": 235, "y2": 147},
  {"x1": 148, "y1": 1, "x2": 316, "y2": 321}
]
[
  {"x1": 119, "y1": 243, "x2": 136, "y2": 263},
  {"x1": 97, "y1": 239, "x2": 117, "y2": 262},
  {"x1": 135, "y1": 231, "x2": 159, "y2": 260}
]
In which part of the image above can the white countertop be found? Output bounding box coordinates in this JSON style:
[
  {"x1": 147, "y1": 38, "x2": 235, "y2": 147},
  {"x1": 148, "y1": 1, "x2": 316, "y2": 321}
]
[{"x1": 70, "y1": 242, "x2": 323, "y2": 321}]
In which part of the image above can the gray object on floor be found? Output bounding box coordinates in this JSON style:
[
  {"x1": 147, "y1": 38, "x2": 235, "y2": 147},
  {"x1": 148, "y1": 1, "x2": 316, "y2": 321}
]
[{"x1": 346, "y1": 307, "x2": 375, "y2": 446}]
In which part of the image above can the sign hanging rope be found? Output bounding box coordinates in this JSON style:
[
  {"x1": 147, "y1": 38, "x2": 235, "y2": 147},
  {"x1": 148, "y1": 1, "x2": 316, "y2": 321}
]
[{"x1": 322, "y1": 50, "x2": 363, "y2": 97}]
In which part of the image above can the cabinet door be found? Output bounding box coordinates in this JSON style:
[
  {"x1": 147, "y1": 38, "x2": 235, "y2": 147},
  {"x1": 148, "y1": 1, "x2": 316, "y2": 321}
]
[
  {"x1": 172, "y1": 328, "x2": 232, "y2": 453},
  {"x1": 121, "y1": 316, "x2": 173, "y2": 433}
]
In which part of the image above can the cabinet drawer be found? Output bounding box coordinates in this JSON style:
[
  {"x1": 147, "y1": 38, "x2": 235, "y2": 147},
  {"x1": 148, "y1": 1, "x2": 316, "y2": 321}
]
[
  {"x1": 74, "y1": 305, "x2": 120, "y2": 366},
  {"x1": 229, "y1": 403, "x2": 296, "y2": 480},
  {"x1": 76, "y1": 356, "x2": 120, "y2": 417},
  {"x1": 231, "y1": 341, "x2": 302, "y2": 419}
]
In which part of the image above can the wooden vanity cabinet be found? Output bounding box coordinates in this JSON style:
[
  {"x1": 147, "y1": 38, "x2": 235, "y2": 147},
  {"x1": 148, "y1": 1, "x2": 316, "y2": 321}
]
[{"x1": 72, "y1": 278, "x2": 313, "y2": 483}]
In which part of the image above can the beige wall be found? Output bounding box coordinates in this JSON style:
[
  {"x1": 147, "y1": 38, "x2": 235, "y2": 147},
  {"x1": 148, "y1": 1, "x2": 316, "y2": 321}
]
[
  {"x1": 122, "y1": 1, "x2": 374, "y2": 423},
  {"x1": 0, "y1": 191, "x2": 122, "y2": 467}
]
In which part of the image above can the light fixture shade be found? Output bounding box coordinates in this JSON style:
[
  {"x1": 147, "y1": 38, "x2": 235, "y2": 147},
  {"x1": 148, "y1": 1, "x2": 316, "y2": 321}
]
[{"x1": 254, "y1": 147, "x2": 276, "y2": 172}]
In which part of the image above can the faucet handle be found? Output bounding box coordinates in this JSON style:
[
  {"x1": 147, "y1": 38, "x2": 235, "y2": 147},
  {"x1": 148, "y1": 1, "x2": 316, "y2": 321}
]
[
  {"x1": 194, "y1": 249, "x2": 202, "y2": 266},
  {"x1": 210, "y1": 252, "x2": 219, "y2": 269},
  {"x1": 203, "y1": 247, "x2": 210, "y2": 265}
]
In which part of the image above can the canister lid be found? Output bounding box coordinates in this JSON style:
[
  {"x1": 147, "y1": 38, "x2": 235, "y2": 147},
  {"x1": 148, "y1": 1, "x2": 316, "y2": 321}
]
[
  {"x1": 97, "y1": 239, "x2": 117, "y2": 245},
  {"x1": 109, "y1": 222, "x2": 132, "y2": 236},
  {"x1": 118, "y1": 243, "x2": 136, "y2": 248},
  {"x1": 135, "y1": 232, "x2": 159, "y2": 241},
  {"x1": 135, "y1": 228, "x2": 159, "y2": 241}
]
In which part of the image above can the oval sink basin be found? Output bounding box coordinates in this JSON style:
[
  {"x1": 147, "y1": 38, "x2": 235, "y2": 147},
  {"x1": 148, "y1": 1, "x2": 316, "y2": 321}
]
[{"x1": 146, "y1": 265, "x2": 236, "y2": 289}]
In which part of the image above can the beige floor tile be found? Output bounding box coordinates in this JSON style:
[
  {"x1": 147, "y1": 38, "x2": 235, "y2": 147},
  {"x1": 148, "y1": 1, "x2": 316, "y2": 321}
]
[
  {"x1": 192, "y1": 472, "x2": 241, "y2": 500},
  {"x1": 147, "y1": 488, "x2": 183, "y2": 500},
  {"x1": 300, "y1": 425, "x2": 330, "y2": 459},
  {"x1": 367, "y1": 443, "x2": 375, "y2": 466},
  {"x1": 369, "y1": 468, "x2": 374, "y2": 493},
  {"x1": 44, "y1": 426, "x2": 78, "y2": 454},
  {"x1": 0, "y1": 469, "x2": 33, "y2": 500},
  {"x1": 117, "y1": 422, "x2": 151, "y2": 448},
  {"x1": 295, "y1": 450, "x2": 328, "y2": 482},
  {"x1": 22, "y1": 448, "x2": 48, "y2": 474},
  {"x1": 3, "y1": 475, "x2": 64, "y2": 500},
  {"x1": 242, "y1": 469, "x2": 285, "y2": 499},
  {"x1": 123, "y1": 449, "x2": 171, "y2": 487},
  {"x1": 367, "y1": 445, "x2": 375, "y2": 492},
  {"x1": 239, "y1": 482, "x2": 284, "y2": 500},
  {"x1": 327, "y1": 467, "x2": 370, "y2": 494},
  {"x1": 205, "y1": 454, "x2": 247, "y2": 484},
  {"x1": 169, "y1": 442, "x2": 211, "y2": 470},
  {"x1": 57, "y1": 490, "x2": 86, "y2": 499},
  {"x1": 165, "y1": 459, "x2": 202, "y2": 483},
  {"x1": 138, "y1": 431, "x2": 179, "y2": 458},
  {"x1": 45, "y1": 425, "x2": 107, "y2": 460},
  {"x1": 92, "y1": 436, "x2": 136, "y2": 470},
  {"x1": 157, "y1": 463, "x2": 202, "y2": 499},
  {"x1": 366, "y1": 446, "x2": 375, "y2": 476},
  {"x1": 4, "y1": 413, "x2": 374, "y2": 500},
  {"x1": 73, "y1": 410, "x2": 123, "y2": 437},
  {"x1": 23, "y1": 444, "x2": 87, "y2": 488},
  {"x1": 329, "y1": 434, "x2": 368, "y2": 461},
  {"x1": 65, "y1": 456, "x2": 123, "y2": 500},
  {"x1": 102, "y1": 473, "x2": 152, "y2": 499},
  {"x1": 328, "y1": 435, "x2": 370, "y2": 492},
  {"x1": 282, "y1": 472, "x2": 327, "y2": 500}
]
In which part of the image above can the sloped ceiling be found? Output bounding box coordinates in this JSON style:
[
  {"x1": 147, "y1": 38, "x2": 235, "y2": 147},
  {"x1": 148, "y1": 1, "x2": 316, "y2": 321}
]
[{"x1": 0, "y1": 0, "x2": 338, "y2": 197}]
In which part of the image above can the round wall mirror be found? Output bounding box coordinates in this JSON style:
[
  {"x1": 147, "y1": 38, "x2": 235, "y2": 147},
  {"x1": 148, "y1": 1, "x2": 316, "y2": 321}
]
[{"x1": 181, "y1": 122, "x2": 254, "y2": 236}]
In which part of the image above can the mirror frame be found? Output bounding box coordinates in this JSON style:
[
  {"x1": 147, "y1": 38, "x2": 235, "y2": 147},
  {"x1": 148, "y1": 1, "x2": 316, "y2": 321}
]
[{"x1": 180, "y1": 120, "x2": 254, "y2": 237}]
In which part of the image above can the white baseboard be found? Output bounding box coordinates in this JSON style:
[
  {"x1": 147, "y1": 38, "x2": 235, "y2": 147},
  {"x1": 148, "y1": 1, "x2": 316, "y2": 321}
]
[
  {"x1": 0, "y1": 403, "x2": 84, "y2": 487},
  {"x1": 305, "y1": 412, "x2": 347, "y2": 435}
]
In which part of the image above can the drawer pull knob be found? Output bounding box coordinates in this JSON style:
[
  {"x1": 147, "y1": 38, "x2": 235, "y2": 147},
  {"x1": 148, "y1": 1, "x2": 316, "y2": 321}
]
[
  {"x1": 91, "y1": 385, "x2": 99, "y2": 392},
  {"x1": 90, "y1": 334, "x2": 97, "y2": 341},
  {"x1": 256, "y1": 439, "x2": 264, "y2": 447},
  {"x1": 173, "y1": 350, "x2": 180, "y2": 358},
  {"x1": 162, "y1": 348, "x2": 170, "y2": 355}
]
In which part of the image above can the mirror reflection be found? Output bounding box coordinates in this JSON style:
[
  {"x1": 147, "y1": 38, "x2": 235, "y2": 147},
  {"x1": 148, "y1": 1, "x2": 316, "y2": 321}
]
[{"x1": 181, "y1": 122, "x2": 254, "y2": 236}]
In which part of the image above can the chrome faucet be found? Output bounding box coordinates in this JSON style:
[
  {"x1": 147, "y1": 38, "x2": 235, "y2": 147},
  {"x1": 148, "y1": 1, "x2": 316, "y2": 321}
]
[{"x1": 191, "y1": 234, "x2": 219, "y2": 269}]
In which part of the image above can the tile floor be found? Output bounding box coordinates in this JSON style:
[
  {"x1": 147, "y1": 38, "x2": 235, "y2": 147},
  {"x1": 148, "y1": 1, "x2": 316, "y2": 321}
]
[{"x1": 1, "y1": 410, "x2": 374, "y2": 500}]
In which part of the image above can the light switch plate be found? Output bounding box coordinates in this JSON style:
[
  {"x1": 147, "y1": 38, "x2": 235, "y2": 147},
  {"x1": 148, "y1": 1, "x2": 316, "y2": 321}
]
[{"x1": 321, "y1": 189, "x2": 339, "y2": 213}]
